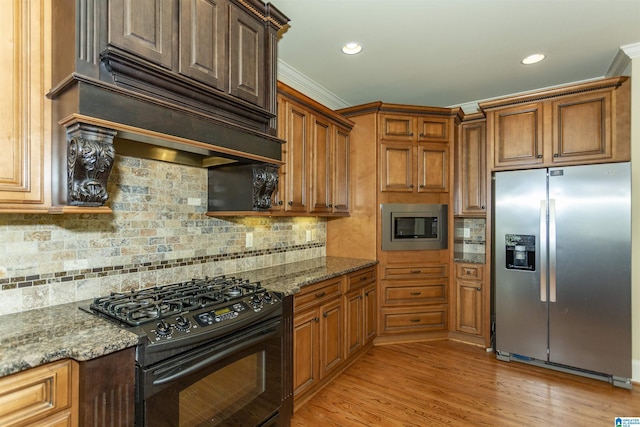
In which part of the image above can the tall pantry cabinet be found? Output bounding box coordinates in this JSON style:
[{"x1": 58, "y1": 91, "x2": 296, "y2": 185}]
[{"x1": 326, "y1": 103, "x2": 462, "y2": 344}]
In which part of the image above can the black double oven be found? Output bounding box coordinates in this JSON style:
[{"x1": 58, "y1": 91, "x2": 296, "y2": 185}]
[{"x1": 85, "y1": 276, "x2": 290, "y2": 426}]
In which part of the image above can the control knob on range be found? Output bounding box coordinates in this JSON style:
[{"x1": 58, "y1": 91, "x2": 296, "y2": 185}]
[
  {"x1": 155, "y1": 319, "x2": 172, "y2": 337},
  {"x1": 263, "y1": 292, "x2": 273, "y2": 303},
  {"x1": 174, "y1": 315, "x2": 191, "y2": 331}
]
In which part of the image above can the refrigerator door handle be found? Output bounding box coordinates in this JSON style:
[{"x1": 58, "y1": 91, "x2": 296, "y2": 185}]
[
  {"x1": 549, "y1": 199, "x2": 557, "y2": 302},
  {"x1": 540, "y1": 200, "x2": 547, "y2": 302}
]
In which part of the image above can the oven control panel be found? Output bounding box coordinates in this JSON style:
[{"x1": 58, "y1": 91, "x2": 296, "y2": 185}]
[{"x1": 140, "y1": 292, "x2": 281, "y2": 343}]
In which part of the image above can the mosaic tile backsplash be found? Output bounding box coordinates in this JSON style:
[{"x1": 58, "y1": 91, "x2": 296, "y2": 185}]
[{"x1": 0, "y1": 155, "x2": 326, "y2": 316}]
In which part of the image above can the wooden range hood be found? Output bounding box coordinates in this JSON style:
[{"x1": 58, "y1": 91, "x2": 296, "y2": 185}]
[{"x1": 48, "y1": 0, "x2": 288, "y2": 210}]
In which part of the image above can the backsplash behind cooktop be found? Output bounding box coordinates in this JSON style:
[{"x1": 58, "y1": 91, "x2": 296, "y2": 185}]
[{"x1": 0, "y1": 155, "x2": 326, "y2": 316}]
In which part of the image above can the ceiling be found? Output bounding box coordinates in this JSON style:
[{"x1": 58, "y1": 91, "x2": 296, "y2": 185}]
[{"x1": 273, "y1": 0, "x2": 640, "y2": 113}]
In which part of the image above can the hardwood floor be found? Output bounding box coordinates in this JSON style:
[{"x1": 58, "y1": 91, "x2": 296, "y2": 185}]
[{"x1": 291, "y1": 340, "x2": 640, "y2": 426}]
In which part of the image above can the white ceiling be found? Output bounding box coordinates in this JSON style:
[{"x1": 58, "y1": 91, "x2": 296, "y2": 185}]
[{"x1": 273, "y1": 0, "x2": 640, "y2": 112}]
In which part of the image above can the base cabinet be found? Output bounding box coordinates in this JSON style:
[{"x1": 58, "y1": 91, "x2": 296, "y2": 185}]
[
  {"x1": 292, "y1": 266, "x2": 376, "y2": 410},
  {"x1": 0, "y1": 360, "x2": 78, "y2": 427},
  {"x1": 454, "y1": 264, "x2": 485, "y2": 337}
]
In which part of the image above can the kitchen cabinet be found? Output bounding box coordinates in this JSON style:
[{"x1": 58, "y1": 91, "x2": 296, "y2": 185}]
[
  {"x1": 454, "y1": 263, "x2": 484, "y2": 336},
  {"x1": 0, "y1": 359, "x2": 78, "y2": 427},
  {"x1": 109, "y1": 0, "x2": 265, "y2": 109},
  {"x1": 276, "y1": 82, "x2": 354, "y2": 216},
  {"x1": 482, "y1": 76, "x2": 630, "y2": 170},
  {"x1": 293, "y1": 277, "x2": 343, "y2": 406},
  {"x1": 378, "y1": 112, "x2": 451, "y2": 193},
  {"x1": 0, "y1": 0, "x2": 51, "y2": 213},
  {"x1": 455, "y1": 116, "x2": 486, "y2": 216},
  {"x1": 292, "y1": 266, "x2": 377, "y2": 410},
  {"x1": 344, "y1": 267, "x2": 377, "y2": 359},
  {"x1": 379, "y1": 263, "x2": 449, "y2": 335},
  {"x1": 379, "y1": 141, "x2": 449, "y2": 193}
]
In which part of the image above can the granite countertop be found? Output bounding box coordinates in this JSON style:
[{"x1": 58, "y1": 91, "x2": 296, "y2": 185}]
[
  {"x1": 453, "y1": 253, "x2": 486, "y2": 264},
  {"x1": 0, "y1": 256, "x2": 376, "y2": 378}
]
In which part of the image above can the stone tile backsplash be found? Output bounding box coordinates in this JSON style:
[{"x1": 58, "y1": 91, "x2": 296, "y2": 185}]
[
  {"x1": 453, "y1": 217, "x2": 486, "y2": 261},
  {"x1": 0, "y1": 155, "x2": 326, "y2": 315}
]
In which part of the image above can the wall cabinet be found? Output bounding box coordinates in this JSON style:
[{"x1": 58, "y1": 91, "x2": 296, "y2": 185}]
[
  {"x1": 292, "y1": 266, "x2": 376, "y2": 410},
  {"x1": 379, "y1": 141, "x2": 449, "y2": 193},
  {"x1": 0, "y1": 360, "x2": 78, "y2": 427},
  {"x1": 378, "y1": 113, "x2": 450, "y2": 193},
  {"x1": 454, "y1": 263, "x2": 484, "y2": 336},
  {"x1": 276, "y1": 82, "x2": 353, "y2": 216},
  {"x1": 0, "y1": 0, "x2": 51, "y2": 213},
  {"x1": 482, "y1": 77, "x2": 630, "y2": 170},
  {"x1": 455, "y1": 117, "x2": 486, "y2": 216}
]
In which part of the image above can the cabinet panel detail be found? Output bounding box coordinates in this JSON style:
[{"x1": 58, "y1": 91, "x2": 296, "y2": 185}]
[
  {"x1": 383, "y1": 282, "x2": 447, "y2": 305},
  {"x1": 495, "y1": 106, "x2": 543, "y2": 167},
  {"x1": 417, "y1": 117, "x2": 449, "y2": 141},
  {"x1": 381, "y1": 306, "x2": 448, "y2": 332},
  {"x1": 417, "y1": 144, "x2": 448, "y2": 192},
  {"x1": 384, "y1": 264, "x2": 448, "y2": 280}
]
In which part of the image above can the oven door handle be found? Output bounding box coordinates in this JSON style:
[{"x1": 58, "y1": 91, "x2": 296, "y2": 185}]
[{"x1": 152, "y1": 325, "x2": 279, "y2": 386}]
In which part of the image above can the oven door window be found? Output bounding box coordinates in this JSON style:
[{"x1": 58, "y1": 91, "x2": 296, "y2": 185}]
[{"x1": 142, "y1": 323, "x2": 281, "y2": 427}]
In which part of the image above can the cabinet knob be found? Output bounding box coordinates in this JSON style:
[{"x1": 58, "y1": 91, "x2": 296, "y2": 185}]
[
  {"x1": 419, "y1": 184, "x2": 425, "y2": 188},
  {"x1": 537, "y1": 154, "x2": 543, "y2": 158},
  {"x1": 314, "y1": 317, "x2": 320, "y2": 322},
  {"x1": 476, "y1": 287, "x2": 481, "y2": 291},
  {"x1": 553, "y1": 153, "x2": 559, "y2": 157},
  {"x1": 288, "y1": 201, "x2": 293, "y2": 206},
  {"x1": 278, "y1": 200, "x2": 283, "y2": 205},
  {"x1": 409, "y1": 132, "x2": 414, "y2": 136},
  {"x1": 419, "y1": 133, "x2": 425, "y2": 138},
  {"x1": 409, "y1": 184, "x2": 414, "y2": 189},
  {"x1": 481, "y1": 206, "x2": 486, "y2": 210},
  {"x1": 328, "y1": 204, "x2": 333, "y2": 208},
  {"x1": 323, "y1": 312, "x2": 328, "y2": 318}
]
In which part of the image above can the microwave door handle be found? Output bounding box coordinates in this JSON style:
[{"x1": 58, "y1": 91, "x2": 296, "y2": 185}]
[{"x1": 539, "y1": 200, "x2": 547, "y2": 302}]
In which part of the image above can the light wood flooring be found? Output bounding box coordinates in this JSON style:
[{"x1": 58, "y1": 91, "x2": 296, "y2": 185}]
[{"x1": 291, "y1": 340, "x2": 640, "y2": 426}]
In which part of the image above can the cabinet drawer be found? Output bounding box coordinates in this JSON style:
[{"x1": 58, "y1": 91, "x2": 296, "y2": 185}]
[
  {"x1": 0, "y1": 360, "x2": 73, "y2": 427},
  {"x1": 384, "y1": 264, "x2": 447, "y2": 280},
  {"x1": 294, "y1": 277, "x2": 342, "y2": 312},
  {"x1": 346, "y1": 267, "x2": 376, "y2": 292},
  {"x1": 456, "y1": 264, "x2": 484, "y2": 280},
  {"x1": 382, "y1": 281, "x2": 446, "y2": 305},
  {"x1": 381, "y1": 306, "x2": 448, "y2": 333}
]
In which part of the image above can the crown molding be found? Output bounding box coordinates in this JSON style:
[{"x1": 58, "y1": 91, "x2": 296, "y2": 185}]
[
  {"x1": 606, "y1": 41, "x2": 640, "y2": 77},
  {"x1": 277, "y1": 59, "x2": 351, "y2": 110}
]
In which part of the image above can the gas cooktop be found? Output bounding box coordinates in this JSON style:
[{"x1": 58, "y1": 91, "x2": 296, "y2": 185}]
[{"x1": 84, "y1": 275, "x2": 282, "y2": 351}]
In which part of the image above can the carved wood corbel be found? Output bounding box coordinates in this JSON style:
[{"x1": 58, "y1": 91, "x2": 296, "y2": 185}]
[{"x1": 66, "y1": 123, "x2": 117, "y2": 207}]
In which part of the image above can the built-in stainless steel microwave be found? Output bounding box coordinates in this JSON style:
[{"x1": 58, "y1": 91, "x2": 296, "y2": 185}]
[{"x1": 381, "y1": 203, "x2": 448, "y2": 251}]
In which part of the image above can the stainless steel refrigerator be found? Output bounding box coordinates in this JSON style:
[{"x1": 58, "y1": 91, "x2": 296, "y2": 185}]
[{"x1": 493, "y1": 162, "x2": 631, "y2": 388}]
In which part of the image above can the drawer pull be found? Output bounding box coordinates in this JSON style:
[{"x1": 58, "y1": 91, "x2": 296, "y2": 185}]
[
  {"x1": 315, "y1": 291, "x2": 326, "y2": 298},
  {"x1": 360, "y1": 276, "x2": 368, "y2": 281},
  {"x1": 466, "y1": 269, "x2": 473, "y2": 275},
  {"x1": 410, "y1": 292, "x2": 422, "y2": 296},
  {"x1": 410, "y1": 270, "x2": 421, "y2": 274},
  {"x1": 410, "y1": 318, "x2": 421, "y2": 323}
]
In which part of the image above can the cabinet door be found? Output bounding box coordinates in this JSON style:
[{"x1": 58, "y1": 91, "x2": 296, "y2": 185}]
[
  {"x1": 179, "y1": 0, "x2": 228, "y2": 90},
  {"x1": 309, "y1": 116, "x2": 332, "y2": 214},
  {"x1": 229, "y1": 3, "x2": 265, "y2": 107},
  {"x1": 282, "y1": 101, "x2": 309, "y2": 213},
  {"x1": 109, "y1": 0, "x2": 174, "y2": 68},
  {"x1": 456, "y1": 279, "x2": 482, "y2": 335},
  {"x1": 293, "y1": 309, "x2": 319, "y2": 397},
  {"x1": 332, "y1": 125, "x2": 350, "y2": 214},
  {"x1": 363, "y1": 283, "x2": 377, "y2": 344},
  {"x1": 551, "y1": 92, "x2": 612, "y2": 163},
  {"x1": 319, "y1": 299, "x2": 343, "y2": 377},
  {"x1": 0, "y1": 0, "x2": 50, "y2": 210},
  {"x1": 458, "y1": 121, "x2": 486, "y2": 215},
  {"x1": 380, "y1": 114, "x2": 415, "y2": 141},
  {"x1": 344, "y1": 289, "x2": 363, "y2": 359},
  {"x1": 416, "y1": 143, "x2": 448, "y2": 192},
  {"x1": 416, "y1": 117, "x2": 449, "y2": 142},
  {"x1": 380, "y1": 142, "x2": 413, "y2": 192},
  {"x1": 492, "y1": 103, "x2": 544, "y2": 168}
]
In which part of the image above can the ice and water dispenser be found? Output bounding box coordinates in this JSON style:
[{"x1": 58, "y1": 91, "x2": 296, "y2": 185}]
[{"x1": 505, "y1": 234, "x2": 536, "y2": 271}]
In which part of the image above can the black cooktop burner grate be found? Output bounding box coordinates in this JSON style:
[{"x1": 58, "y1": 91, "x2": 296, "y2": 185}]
[{"x1": 90, "y1": 275, "x2": 265, "y2": 326}]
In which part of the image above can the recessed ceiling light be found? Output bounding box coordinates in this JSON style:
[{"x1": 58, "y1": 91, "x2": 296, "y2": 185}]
[
  {"x1": 342, "y1": 42, "x2": 362, "y2": 55},
  {"x1": 521, "y1": 53, "x2": 546, "y2": 65}
]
